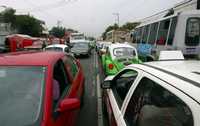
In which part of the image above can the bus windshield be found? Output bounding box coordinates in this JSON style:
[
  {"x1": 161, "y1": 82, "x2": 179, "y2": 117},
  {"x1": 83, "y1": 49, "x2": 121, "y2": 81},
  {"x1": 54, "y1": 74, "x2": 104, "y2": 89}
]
[{"x1": 185, "y1": 18, "x2": 200, "y2": 46}]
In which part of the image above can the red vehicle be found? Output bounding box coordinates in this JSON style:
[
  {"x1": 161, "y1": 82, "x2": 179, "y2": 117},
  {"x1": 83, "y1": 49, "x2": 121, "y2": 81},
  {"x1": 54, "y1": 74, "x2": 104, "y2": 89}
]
[
  {"x1": 5, "y1": 34, "x2": 38, "y2": 52},
  {"x1": 0, "y1": 51, "x2": 85, "y2": 126}
]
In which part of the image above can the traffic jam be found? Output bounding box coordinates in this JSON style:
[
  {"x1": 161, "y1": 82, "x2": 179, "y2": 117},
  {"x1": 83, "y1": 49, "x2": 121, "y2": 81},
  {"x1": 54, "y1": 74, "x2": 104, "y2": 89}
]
[{"x1": 0, "y1": 0, "x2": 200, "y2": 126}]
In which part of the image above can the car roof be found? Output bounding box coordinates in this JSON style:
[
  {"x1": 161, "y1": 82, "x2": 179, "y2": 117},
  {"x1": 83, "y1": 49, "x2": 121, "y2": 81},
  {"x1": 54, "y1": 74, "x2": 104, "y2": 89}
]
[
  {"x1": 128, "y1": 60, "x2": 200, "y2": 103},
  {"x1": 46, "y1": 44, "x2": 68, "y2": 49},
  {"x1": 0, "y1": 51, "x2": 65, "y2": 66}
]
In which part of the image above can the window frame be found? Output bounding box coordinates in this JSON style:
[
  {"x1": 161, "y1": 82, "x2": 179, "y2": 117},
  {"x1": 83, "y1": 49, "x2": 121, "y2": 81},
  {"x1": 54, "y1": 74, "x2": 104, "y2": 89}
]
[
  {"x1": 111, "y1": 68, "x2": 141, "y2": 109},
  {"x1": 122, "y1": 71, "x2": 195, "y2": 126},
  {"x1": 52, "y1": 59, "x2": 71, "y2": 115},
  {"x1": 185, "y1": 17, "x2": 200, "y2": 46},
  {"x1": 62, "y1": 55, "x2": 79, "y2": 80}
]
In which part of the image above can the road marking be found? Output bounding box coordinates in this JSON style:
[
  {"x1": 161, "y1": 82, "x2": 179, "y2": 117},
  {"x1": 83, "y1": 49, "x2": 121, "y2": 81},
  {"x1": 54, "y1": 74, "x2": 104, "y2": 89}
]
[
  {"x1": 95, "y1": 51, "x2": 104, "y2": 126},
  {"x1": 91, "y1": 51, "x2": 96, "y2": 97}
]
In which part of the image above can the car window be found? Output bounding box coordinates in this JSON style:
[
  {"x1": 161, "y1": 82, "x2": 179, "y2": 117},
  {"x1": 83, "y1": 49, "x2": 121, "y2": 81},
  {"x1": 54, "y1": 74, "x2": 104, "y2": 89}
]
[
  {"x1": 64, "y1": 47, "x2": 69, "y2": 52},
  {"x1": 124, "y1": 77, "x2": 193, "y2": 126},
  {"x1": 63, "y1": 55, "x2": 78, "y2": 79},
  {"x1": 52, "y1": 59, "x2": 71, "y2": 111},
  {"x1": 113, "y1": 47, "x2": 136, "y2": 57},
  {"x1": 45, "y1": 47, "x2": 63, "y2": 52},
  {"x1": 112, "y1": 69, "x2": 138, "y2": 108}
]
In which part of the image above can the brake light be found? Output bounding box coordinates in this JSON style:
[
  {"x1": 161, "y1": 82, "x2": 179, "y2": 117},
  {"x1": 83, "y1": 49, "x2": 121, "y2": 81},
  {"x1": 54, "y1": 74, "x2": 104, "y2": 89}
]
[{"x1": 108, "y1": 64, "x2": 114, "y2": 70}]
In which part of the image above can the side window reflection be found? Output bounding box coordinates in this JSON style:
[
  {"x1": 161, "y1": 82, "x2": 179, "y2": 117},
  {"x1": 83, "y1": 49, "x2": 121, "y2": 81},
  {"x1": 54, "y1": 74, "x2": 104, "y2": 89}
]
[
  {"x1": 124, "y1": 77, "x2": 193, "y2": 126},
  {"x1": 112, "y1": 70, "x2": 138, "y2": 108}
]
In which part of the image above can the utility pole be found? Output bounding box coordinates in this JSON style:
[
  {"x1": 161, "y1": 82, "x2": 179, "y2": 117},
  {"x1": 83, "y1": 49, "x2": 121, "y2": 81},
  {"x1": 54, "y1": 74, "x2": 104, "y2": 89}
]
[
  {"x1": 113, "y1": 13, "x2": 120, "y2": 26},
  {"x1": 57, "y1": 20, "x2": 62, "y2": 27}
]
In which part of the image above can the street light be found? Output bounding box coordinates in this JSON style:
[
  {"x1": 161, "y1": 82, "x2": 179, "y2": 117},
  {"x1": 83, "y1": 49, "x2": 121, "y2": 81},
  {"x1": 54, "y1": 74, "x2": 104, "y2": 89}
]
[{"x1": 113, "y1": 13, "x2": 120, "y2": 26}]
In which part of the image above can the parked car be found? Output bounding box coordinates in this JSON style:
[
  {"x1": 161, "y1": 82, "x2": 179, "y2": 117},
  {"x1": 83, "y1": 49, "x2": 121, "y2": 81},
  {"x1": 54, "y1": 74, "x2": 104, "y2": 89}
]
[
  {"x1": 0, "y1": 51, "x2": 85, "y2": 126},
  {"x1": 101, "y1": 51, "x2": 200, "y2": 126},
  {"x1": 45, "y1": 44, "x2": 70, "y2": 53},
  {"x1": 102, "y1": 43, "x2": 142, "y2": 76},
  {"x1": 70, "y1": 42, "x2": 91, "y2": 57}
]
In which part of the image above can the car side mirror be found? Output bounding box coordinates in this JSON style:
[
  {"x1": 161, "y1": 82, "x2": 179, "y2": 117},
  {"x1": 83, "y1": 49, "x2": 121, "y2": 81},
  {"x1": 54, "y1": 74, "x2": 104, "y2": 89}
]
[
  {"x1": 57, "y1": 98, "x2": 80, "y2": 112},
  {"x1": 101, "y1": 75, "x2": 115, "y2": 89},
  {"x1": 101, "y1": 80, "x2": 112, "y2": 89}
]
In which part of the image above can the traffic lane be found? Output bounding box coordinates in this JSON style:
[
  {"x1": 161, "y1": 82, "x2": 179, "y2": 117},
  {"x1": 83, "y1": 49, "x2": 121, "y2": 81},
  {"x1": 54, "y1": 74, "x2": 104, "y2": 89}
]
[
  {"x1": 97, "y1": 54, "x2": 109, "y2": 126},
  {"x1": 76, "y1": 50, "x2": 98, "y2": 126}
]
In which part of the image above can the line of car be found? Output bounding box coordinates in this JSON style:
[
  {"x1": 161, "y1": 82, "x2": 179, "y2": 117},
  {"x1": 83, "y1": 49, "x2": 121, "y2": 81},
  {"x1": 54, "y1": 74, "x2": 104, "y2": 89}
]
[{"x1": 45, "y1": 42, "x2": 93, "y2": 58}]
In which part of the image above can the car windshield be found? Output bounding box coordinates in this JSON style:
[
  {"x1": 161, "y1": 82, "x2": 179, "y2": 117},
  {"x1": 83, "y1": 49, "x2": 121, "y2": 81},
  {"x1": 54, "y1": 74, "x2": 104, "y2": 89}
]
[
  {"x1": 0, "y1": 66, "x2": 45, "y2": 126},
  {"x1": 45, "y1": 47, "x2": 63, "y2": 52},
  {"x1": 73, "y1": 43, "x2": 89, "y2": 49},
  {"x1": 113, "y1": 47, "x2": 136, "y2": 57}
]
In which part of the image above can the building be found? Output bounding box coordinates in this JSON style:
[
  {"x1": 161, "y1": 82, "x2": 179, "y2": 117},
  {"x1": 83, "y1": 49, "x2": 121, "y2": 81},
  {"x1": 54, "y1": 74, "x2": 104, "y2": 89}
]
[
  {"x1": 106, "y1": 30, "x2": 130, "y2": 43},
  {"x1": 0, "y1": 15, "x2": 12, "y2": 46}
]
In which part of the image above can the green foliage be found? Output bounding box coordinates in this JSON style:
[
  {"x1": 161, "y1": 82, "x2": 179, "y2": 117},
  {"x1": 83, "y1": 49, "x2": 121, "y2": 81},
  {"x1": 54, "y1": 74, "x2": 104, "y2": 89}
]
[
  {"x1": 120, "y1": 22, "x2": 140, "y2": 31},
  {"x1": 102, "y1": 23, "x2": 119, "y2": 40},
  {"x1": 15, "y1": 15, "x2": 44, "y2": 37},
  {"x1": 1, "y1": 8, "x2": 16, "y2": 27},
  {"x1": 0, "y1": 8, "x2": 44, "y2": 37},
  {"x1": 49, "y1": 26, "x2": 66, "y2": 38}
]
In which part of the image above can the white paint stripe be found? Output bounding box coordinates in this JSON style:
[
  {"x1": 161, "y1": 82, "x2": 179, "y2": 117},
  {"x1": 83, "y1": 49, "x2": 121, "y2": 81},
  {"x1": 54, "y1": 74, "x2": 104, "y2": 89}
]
[{"x1": 95, "y1": 51, "x2": 103, "y2": 126}]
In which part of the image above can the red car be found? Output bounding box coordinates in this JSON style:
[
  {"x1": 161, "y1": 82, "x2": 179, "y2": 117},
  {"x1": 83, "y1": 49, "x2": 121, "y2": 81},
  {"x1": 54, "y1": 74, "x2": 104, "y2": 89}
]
[{"x1": 0, "y1": 51, "x2": 85, "y2": 126}]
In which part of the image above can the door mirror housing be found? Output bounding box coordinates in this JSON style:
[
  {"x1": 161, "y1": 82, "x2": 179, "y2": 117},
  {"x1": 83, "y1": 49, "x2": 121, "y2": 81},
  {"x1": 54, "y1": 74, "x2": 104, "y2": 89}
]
[
  {"x1": 101, "y1": 80, "x2": 111, "y2": 89},
  {"x1": 101, "y1": 75, "x2": 115, "y2": 89},
  {"x1": 57, "y1": 98, "x2": 80, "y2": 112}
]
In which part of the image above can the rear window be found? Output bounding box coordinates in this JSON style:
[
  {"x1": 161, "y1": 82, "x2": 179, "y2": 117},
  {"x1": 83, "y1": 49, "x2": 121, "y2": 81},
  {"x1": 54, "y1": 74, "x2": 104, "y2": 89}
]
[
  {"x1": 185, "y1": 18, "x2": 200, "y2": 46},
  {"x1": 45, "y1": 47, "x2": 63, "y2": 52},
  {"x1": 113, "y1": 47, "x2": 136, "y2": 57}
]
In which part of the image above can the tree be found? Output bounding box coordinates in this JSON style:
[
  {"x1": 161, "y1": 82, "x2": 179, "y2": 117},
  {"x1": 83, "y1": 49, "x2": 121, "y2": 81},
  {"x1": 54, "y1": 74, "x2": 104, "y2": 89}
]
[
  {"x1": 120, "y1": 22, "x2": 140, "y2": 31},
  {"x1": 0, "y1": 8, "x2": 16, "y2": 28},
  {"x1": 49, "y1": 26, "x2": 66, "y2": 38},
  {"x1": 15, "y1": 15, "x2": 44, "y2": 37},
  {"x1": 0, "y1": 8, "x2": 45, "y2": 37},
  {"x1": 102, "y1": 23, "x2": 119, "y2": 40}
]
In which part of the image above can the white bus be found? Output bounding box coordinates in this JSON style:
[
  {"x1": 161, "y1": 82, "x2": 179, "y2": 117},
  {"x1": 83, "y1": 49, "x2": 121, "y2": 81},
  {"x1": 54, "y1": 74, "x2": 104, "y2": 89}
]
[{"x1": 132, "y1": 10, "x2": 200, "y2": 59}]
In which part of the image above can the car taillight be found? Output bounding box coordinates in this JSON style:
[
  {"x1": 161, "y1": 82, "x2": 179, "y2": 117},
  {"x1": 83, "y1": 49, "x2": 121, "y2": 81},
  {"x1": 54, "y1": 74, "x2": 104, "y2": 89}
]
[{"x1": 108, "y1": 64, "x2": 114, "y2": 70}]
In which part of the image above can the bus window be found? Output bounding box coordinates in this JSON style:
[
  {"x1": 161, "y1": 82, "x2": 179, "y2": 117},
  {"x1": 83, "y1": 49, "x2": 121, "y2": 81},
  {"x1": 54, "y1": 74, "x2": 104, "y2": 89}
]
[
  {"x1": 149, "y1": 23, "x2": 158, "y2": 45},
  {"x1": 136, "y1": 28, "x2": 142, "y2": 43},
  {"x1": 185, "y1": 18, "x2": 200, "y2": 46},
  {"x1": 157, "y1": 19, "x2": 170, "y2": 45},
  {"x1": 167, "y1": 17, "x2": 177, "y2": 45},
  {"x1": 132, "y1": 31, "x2": 137, "y2": 43},
  {"x1": 142, "y1": 25, "x2": 150, "y2": 43}
]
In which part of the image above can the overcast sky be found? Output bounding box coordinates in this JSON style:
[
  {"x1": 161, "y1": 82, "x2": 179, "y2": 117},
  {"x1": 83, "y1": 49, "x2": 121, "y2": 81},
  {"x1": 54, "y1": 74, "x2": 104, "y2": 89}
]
[{"x1": 0, "y1": 0, "x2": 183, "y2": 37}]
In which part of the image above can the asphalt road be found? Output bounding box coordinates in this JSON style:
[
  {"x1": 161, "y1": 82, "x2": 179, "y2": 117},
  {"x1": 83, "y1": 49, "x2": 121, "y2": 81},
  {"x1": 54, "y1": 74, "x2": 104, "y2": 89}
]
[{"x1": 76, "y1": 50, "x2": 98, "y2": 126}]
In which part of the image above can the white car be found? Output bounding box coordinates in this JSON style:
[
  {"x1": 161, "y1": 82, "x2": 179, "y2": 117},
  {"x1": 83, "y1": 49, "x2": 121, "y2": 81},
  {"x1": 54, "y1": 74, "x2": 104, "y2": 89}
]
[
  {"x1": 45, "y1": 44, "x2": 70, "y2": 53},
  {"x1": 102, "y1": 51, "x2": 200, "y2": 126}
]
